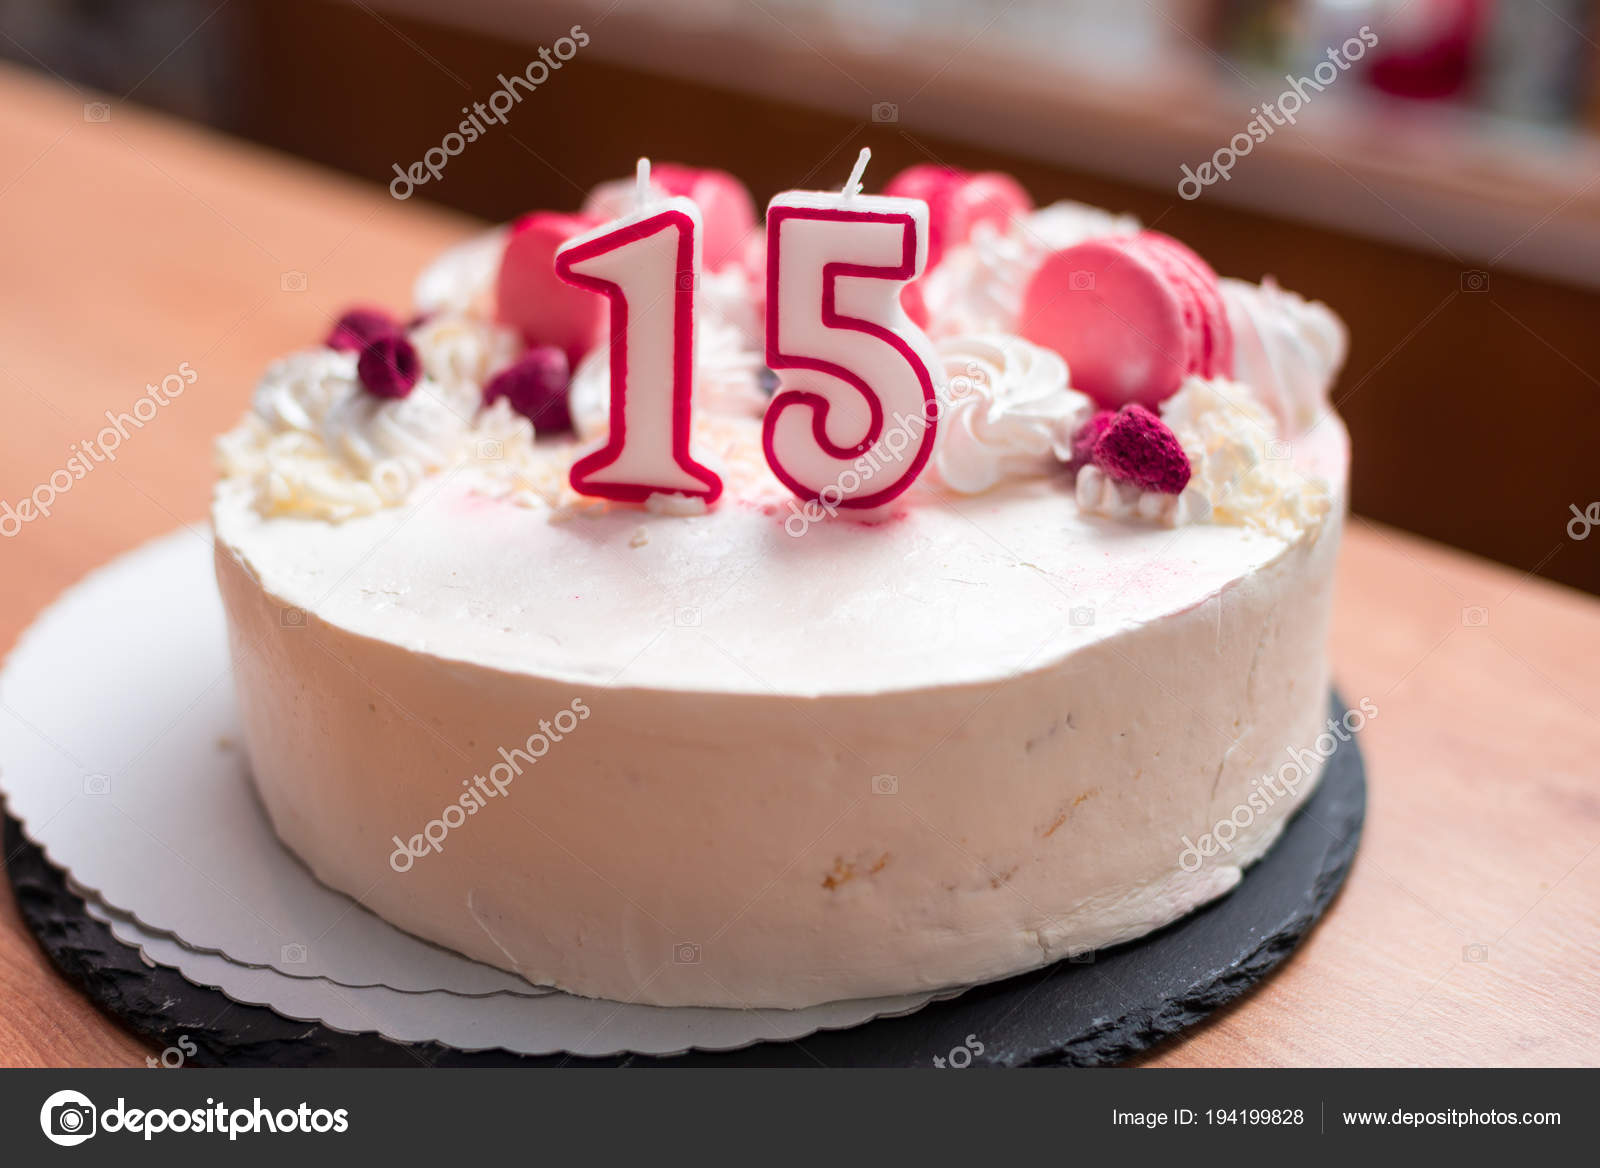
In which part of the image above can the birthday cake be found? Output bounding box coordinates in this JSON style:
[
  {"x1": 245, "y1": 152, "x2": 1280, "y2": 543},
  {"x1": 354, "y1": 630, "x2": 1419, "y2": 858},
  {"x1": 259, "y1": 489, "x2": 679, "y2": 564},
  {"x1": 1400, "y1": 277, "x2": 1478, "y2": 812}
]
[{"x1": 212, "y1": 160, "x2": 1350, "y2": 1009}]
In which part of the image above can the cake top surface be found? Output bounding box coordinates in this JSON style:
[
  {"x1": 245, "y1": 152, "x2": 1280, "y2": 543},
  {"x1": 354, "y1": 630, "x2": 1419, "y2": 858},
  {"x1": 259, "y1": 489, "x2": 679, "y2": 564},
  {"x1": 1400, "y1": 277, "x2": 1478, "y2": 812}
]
[{"x1": 213, "y1": 163, "x2": 1350, "y2": 694}]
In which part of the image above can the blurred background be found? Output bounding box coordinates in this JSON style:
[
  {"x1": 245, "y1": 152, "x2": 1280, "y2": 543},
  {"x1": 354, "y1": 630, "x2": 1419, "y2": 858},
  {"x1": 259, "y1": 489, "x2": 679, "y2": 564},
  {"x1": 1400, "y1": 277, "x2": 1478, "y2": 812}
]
[{"x1": 2, "y1": 0, "x2": 1596, "y2": 592}]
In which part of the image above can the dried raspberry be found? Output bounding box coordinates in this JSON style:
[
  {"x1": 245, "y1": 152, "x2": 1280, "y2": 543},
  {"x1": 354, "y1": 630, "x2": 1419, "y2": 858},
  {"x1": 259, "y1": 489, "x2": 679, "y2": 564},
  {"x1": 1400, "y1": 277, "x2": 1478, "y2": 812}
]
[
  {"x1": 1091, "y1": 404, "x2": 1191, "y2": 494},
  {"x1": 484, "y1": 346, "x2": 572, "y2": 433},
  {"x1": 327, "y1": 306, "x2": 398, "y2": 353},
  {"x1": 357, "y1": 333, "x2": 421, "y2": 399}
]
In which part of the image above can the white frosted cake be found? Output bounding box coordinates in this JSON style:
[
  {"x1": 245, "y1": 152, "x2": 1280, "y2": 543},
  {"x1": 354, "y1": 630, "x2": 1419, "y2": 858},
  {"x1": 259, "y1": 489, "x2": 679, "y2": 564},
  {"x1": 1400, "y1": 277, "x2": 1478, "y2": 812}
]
[{"x1": 213, "y1": 164, "x2": 1349, "y2": 1009}]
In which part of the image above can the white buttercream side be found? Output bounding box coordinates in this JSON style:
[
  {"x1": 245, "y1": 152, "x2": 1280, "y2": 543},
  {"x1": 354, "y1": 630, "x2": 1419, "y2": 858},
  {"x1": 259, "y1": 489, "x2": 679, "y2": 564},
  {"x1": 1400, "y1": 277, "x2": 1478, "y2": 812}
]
[{"x1": 212, "y1": 414, "x2": 1348, "y2": 1007}]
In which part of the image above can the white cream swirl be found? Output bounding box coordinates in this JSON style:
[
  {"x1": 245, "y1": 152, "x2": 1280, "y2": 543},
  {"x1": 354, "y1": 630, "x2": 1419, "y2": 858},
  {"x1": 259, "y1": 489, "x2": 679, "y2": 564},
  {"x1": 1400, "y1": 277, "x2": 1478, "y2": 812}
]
[
  {"x1": 411, "y1": 227, "x2": 509, "y2": 316},
  {"x1": 216, "y1": 317, "x2": 536, "y2": 521},
  {"x1": 928, "y1": 334, "x2": 1092, "y2": 494},
  {"x1": 1221, "y1": 277, "x2": 1348, "y2": 435}
]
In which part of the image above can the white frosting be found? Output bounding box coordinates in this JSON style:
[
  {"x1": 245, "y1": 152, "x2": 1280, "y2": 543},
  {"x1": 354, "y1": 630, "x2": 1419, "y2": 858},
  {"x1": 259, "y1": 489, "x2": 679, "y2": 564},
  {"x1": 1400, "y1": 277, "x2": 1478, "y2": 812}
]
[
  {"x1": 213, "y1": 411, "x2": 1348, "y2": 1007},
  {"x1": 412, "y1": 226, "x2": 508, "y2": 316},
  {"x1": 1075, "y1": 466, "x2": 1203, "y2": 526},
  {"x1": 928, "y1": 334, "x2": 1091, "y2": 494},
  {"x1": 211, "y1": 213, "x2": 1355, "y2": 1010},
  {"x1": 215, "y1": 318, "x2": 535, "y2": 521},
  {"x1": 1161, "y1": 377, "x2": 1332, "y2": 538},
  {"x1": 1221, "y1": 277, "x2": 1348, "y2": 434},
  {"x1": 918, "y1": 200, "x2": 1139, "y2": 337},
  {"x1": 1075, "y1": 378, "x2": 1332, "y2": 539}
]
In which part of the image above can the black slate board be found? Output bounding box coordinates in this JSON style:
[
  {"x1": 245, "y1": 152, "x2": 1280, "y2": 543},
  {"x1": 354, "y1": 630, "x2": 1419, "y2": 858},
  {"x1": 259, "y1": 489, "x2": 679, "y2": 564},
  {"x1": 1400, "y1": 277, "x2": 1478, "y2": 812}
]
[{"x1": 5, "y1": 692, "x2": 1364, "y2": 1067}]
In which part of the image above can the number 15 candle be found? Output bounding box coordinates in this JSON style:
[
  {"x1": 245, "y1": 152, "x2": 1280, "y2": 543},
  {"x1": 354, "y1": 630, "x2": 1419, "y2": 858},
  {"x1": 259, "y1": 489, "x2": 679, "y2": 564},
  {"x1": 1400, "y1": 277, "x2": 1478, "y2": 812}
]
[
  {"x1": 555, "y1": 159, "x2": 723, "y2": 505},
  {"x1": 763, "y1": 148, "x2": 941, "y2": 510}
]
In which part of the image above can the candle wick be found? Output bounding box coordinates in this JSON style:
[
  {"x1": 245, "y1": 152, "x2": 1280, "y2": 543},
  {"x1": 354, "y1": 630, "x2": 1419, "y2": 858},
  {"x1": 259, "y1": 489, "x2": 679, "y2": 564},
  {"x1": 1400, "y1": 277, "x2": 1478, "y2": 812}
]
[
  {"x1": 636, "y1": 157, "x2": 652, "y2": 208},
  {"x1": 843, "y1": 147, "x2": 870, "y2": 199}
]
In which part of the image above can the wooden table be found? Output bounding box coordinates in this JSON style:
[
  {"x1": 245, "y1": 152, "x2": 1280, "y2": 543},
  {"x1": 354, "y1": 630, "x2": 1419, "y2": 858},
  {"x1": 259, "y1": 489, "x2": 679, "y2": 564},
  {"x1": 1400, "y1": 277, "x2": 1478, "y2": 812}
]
[{"x1": 0, "y1": 65, "x2": 1595, "y2": 1068}]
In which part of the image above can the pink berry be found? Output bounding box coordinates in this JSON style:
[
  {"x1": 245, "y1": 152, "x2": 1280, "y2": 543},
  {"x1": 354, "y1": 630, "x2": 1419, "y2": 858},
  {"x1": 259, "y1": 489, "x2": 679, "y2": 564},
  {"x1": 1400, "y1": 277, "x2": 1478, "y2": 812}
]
[
  {"x1": 484, "y1": 347, "x2": 572, "y2": 433},
  {"x1": 357, "y1": 334, "x2": 420, "y2": 399},
  {"x1": 1091, "y1": 404, "x2": 1191, "y2": 494},
  {"x1": 883, "y1": 164, "x2": 1032, "y2": 271},
  {"x1": 327, "y1": 306, "x2": 398, "y2": 353}
]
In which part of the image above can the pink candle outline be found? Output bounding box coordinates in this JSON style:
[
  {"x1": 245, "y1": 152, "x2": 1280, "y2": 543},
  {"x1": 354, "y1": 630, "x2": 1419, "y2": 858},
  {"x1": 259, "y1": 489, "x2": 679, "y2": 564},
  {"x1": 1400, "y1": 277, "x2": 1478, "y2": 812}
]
[
  {"x1": 556, "y1": 202, "x2": 723, "y2": 506},
  {"x1": 763, "y1": 202, "x2": 939, "y2": 509}
]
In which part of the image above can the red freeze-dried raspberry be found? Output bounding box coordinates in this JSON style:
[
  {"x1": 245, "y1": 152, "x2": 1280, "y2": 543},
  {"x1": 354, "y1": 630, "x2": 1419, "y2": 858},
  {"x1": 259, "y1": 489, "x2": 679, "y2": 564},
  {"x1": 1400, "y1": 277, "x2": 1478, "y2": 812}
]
[
  {"x1": 357, "y1": 333, "x2": 421, "y2": 399},
  {"x1": 327, "y1": 306, "x2": 398, "y2": 353},
  {"x1": 1070, "y1": 410, "x2": 1115, "y2": 468},
  {"x1": 483, "y1": 346, "x2": 573, "y2": 433},
  {"x1": 1091, "y1": 404, "x2": 1191, "y2": 494}
]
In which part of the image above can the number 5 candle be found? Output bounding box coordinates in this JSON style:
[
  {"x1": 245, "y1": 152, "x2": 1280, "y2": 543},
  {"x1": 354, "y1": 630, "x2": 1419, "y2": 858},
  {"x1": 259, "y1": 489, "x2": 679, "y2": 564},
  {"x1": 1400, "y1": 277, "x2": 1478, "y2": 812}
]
[
  {"x1": 555, "y1": 159, "x2": 723, "y2": 505},
  {"x1": 763, "y1": 148, "x2": 941, "y2": 510}
]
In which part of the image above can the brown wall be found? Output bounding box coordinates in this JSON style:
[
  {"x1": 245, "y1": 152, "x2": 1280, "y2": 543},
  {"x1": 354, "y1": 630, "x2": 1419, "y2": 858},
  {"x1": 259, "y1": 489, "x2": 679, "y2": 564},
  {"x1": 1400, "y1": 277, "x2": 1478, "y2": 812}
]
[{"x1": 228, "y1": 0, "x2": 1598, "y2": 594}]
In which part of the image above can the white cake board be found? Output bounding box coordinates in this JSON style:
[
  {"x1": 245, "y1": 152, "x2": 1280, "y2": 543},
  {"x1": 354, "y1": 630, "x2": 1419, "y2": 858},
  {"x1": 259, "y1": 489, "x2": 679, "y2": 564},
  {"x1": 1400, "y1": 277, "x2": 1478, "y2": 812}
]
[
  {"x1": 0, "y1": 530, "x2": 944, "y2": 1054},
  {"x1": 77, "y1": 892, "x2": 945, "y2": 1057}
]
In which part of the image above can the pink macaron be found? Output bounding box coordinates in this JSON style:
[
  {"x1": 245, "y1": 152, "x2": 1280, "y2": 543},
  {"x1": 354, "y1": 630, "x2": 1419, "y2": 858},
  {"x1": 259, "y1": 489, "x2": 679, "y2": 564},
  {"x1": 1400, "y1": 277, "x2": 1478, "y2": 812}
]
[
  {"x1": 649, "y1": 164, "x2": 757, "y2": 272},
  {"x1": 883, "y1": 164, "x2": 1032, "y2": 270},
  {"x1": 494, "y1": 210, "x2": 604, "y2": 366},
  {"x1": 1018, "y1": 231, "x2": 1233, "y2": 410},
  {"x1": 886, "y1": 164, "x2": 1031, "y2": 330},
  {"x1": 581, "y1": 164, "x2": 758, "y2": 274}
]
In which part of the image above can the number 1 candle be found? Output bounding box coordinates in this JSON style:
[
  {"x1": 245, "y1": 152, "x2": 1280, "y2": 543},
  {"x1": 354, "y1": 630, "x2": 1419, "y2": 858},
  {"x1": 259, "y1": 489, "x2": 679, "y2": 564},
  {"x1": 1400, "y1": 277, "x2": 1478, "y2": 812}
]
[
  {"x1": 555, "y1": 159, "x2": 723, "y2": 505},
  {"x1": 763, "y1": 148, "x2": 941, "y2": 510}
]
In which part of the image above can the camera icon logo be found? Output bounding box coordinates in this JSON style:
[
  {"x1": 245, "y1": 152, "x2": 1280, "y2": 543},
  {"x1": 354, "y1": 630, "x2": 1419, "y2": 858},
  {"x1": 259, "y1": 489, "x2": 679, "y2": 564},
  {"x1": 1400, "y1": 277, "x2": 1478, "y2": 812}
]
[
  {"x1": 1265, "y1": 439, "x2": 1292, "y2": 460},
  {"x1": 281, "y1": 606, "x2": 306, "y2": 628},
  {"x1": 1462, "y1": 943, "x2": 1490, "y2": 963},
  {"x1": 280, "y1": 270, "x2": 309, "y2": 293},
  {"x1": 83, "y1": 102, "x2": 111, "y2": 123},
  {"x1": 675, "y1": 271, "x2": 698, "y2": 291},
  {"x1": 673, "y1": 941, "x2": 701, "y2": 964},
  {"x1": 476, "y1": 438, "x2": 504, "y2": 461},
  {"x1": 871, "y1": 773, "x2": 898, "y2": 796},
  {"x1": 280, "y1": 942, "x2": 308, "y2": 964},
  {"x1": 870, "y1": 101, "x2": 899, "y2": 123},
  {"x1": 1459, "y1": 269, "x2": 1490, "y2": 292},
  {"x1": 1069, "y1": 606, "x2": 1095, "y2": 627},
  {"x1": 1461, "y1": 606, "x2": 1489, "y2": 627},
  {"x1": 1069, "y1": 270, "x2": 1095, "y2": 292},
  {"x1": 82, "y1": 773, "x2": 111, "y2": 796},
  {"x1": 674, "y1": 606, "x2": 701, "y2": 628},
  {"x1": 40, "y1": 1089, "x2": 97, "y2": 1146}
]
